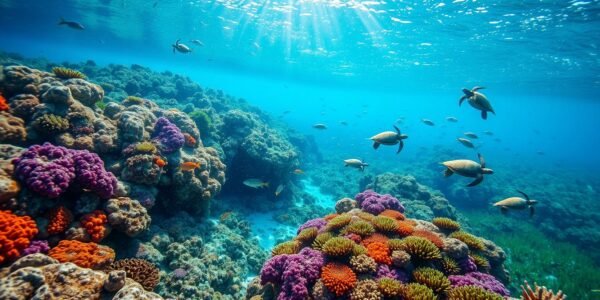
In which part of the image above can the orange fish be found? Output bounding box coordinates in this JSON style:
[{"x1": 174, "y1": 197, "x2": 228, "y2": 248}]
[
  {"x1": 153, "y1": 156, "x2": 167, "y2": 168},
  {"x1": 293, "y1": 169, "x2": 304, "y2": 175},
  {"x1": 0, "y1": 93, "x2": 8, "y2": 111},
  {"x1": 180, "y1": 161, "x2": 200, "y2": 171},
  {"x1": 183, "y1": 133, "x2": 196, "y2": 147}
]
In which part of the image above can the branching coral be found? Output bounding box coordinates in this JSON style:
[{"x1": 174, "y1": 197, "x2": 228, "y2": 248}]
[
  {"x1": 520, "y1": 280, "x2": 566, "y2": 300},
  {"x1": 0, "y1": 210, "x2": 38, "y2": 264},
  {"x1": 111, "y1": 258, "x2": 160, "y2": 291},
  {"x1": 412, "y1": 267, "x2": 451, "y2": 295},
  {"x1": 322, "y1": 237, "x2": 355, "y2": 257},
  {"x1": 321, "y1": 262, "x2": 357, "y2": 296},
  {"x1": 449, "y1": 231, "x2": 485, "y2": 251},
  {"x1": 52, "y1": 67, "x2": 86, "y2": 79},
  {"x1": 48, "y1": 240, "x2": 115, "y2": 269},
  {"x1": 432, "y1": 217, "x2": 461, "y2": 232},
  {"x1": 447, "y1": 285, "x2": 503, "y2": 300},
  {"x1": 46, "y1": 206, "x2": 73, "y2": 235},
  {"x1": 397, "y1": 236, "x2": 441, "y2": 261}
]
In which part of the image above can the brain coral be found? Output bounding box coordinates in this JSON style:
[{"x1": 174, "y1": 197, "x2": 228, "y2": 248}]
[
  {"x1": 0, "y1": 111, "x2": 27, "y2": 144},
  {"x1": 105, "y1": 197, "x2": 151, "y2": 237},
  {"x1": 48, "y1": 240, "x2": 115, "y2": 269},
  {"x1": 111, "y1": 258, "x2": 160, "y2": 291},
  {"x1": 0, "y1": 210, "x2": 38, "y2": 264}
]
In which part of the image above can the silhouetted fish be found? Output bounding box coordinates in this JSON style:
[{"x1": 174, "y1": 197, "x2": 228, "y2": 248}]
[{"x1": 58, "y1": 18, "x2": 84, "y2": 30}]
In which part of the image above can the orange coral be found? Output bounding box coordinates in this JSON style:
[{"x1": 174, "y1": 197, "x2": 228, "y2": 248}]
[
  {"x1": 321, "y1": 263, "x2": 357, "y2": 296},
  {"x1": 362, "y1": 233, "x2": 389, "y2": 247},
  {"x1": 46, "y1": 206, "x2": 73, "y2": 235},
  {"x1": 379, "y1": 209, "x2": 405, "y2": 220},
  {"x1": 183, "y1": 133, "x2": 196, "y2": 147},
  {"x1": 324, "y1": 213, "x2": 339, "y2": 221},
  {"x1": 0, "y1": 210, "x2": 38, "y2": 264},
  {"x1": 397, "y1": 220, "x2": 415, "y2": 236},
  {"x1": 0, "y1": 94, "x2": 8, "y2": 111},
  {"x1": 412, "y1": 230, "x2": 444, "y2": 249},
  {"x1": 80, "y1": 210, "x2": 108, "y2": 242},
  {"x1": 367, "y1": 241, "x2": 392, "y2": 265},
  {"x1": 48, "y1": 240, "x2": 115, "y2": 269}
]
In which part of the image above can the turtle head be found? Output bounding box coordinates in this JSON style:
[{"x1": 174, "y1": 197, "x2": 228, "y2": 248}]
[
  {"x1": 528, "y1": 199, "x2": 538, "y2": 206},
  {"x1": 482, "y1": 167, "x2": 494, "y2": 174},
  {"x1": 462, "y1": 88, "x2": 473, "y2": 97}
]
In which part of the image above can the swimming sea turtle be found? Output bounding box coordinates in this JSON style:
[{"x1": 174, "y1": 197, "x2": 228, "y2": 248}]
[
  {"x1": 370, "y1": 125, "x2": 408, "y2": 154},
  {"x1": 344, "y1": 159, "x2": 368, "y2": 171},
  {"x1": 493, "y1": 190, "x2": 538, "y2": 217},
  {"x1": 442, "y1": 153, "x2": 493, "y2": 187},
  {"x1": 172, "y1": 39, "x2": 192, "y2": 54},
  {"x1": 460, "y1": 87, "x2": 495, "y2": 120}
]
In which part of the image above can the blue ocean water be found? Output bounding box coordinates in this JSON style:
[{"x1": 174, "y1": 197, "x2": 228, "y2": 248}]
[{"x1": 1, "y1": 0, "x2": 600, "y2": 298}]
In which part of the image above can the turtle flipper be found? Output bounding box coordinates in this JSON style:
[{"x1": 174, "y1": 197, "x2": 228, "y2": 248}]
[
  {"x1": 373, "y1": 142, "x2": 381, "y2": 150},
  {"x1": 397, "y1": 140, "x2": 404, "y2": 154},
  {"x1": 517, "y1": 190, "x2": 530, "y2": 200},
  {"x1": 478, "y1": 153, "x2": 486, "y2": 168},
  {"x1": 443, "y1": 168, "x2": 454, "y2": 177},
  {"x1": 529, "y1": 206, "x2": 535, "y2": 217},
  {"x1": 481, "y1": 110, "x2": 488, "y2": 120},
  {"x1": 473, "y1": 86, "x2": 485, "y2": 91},
  {"x1": 467, "y1": 175, "x2": 484, "y2": 187},
  {"x1": 393, "y1": 125, "x2": 401, "y2": 134},
  {"x1": 500, "y1": 206, "x2": 508, "y2": 215},
  {"x1": 459, "y1": 95, "x2": 467, "y2": 106}
]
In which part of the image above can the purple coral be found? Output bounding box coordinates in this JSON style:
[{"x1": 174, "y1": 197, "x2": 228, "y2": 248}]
[
  {"x1": 172, "y1": 268, "x2": 188, "y2": 279},
  {"x1": 376, "y1": 264, "x2": 408, "y2": 282},
  {"x1": 152, "y1": 117, "x2": 184, "y2": 154},
  {"x1": 449, "y1": 272, "x2": 510, "y2": 296},
  {"x1": 22, "y1": 240, "x2": 50, "y2": 255},
  {"x1": 458, "y1": 256, "x2": 478, "y2": 273},
  {"x1": 260, "y1": 248, "x2": 324, "y2": 300},
  {"x1": 297, "y1": 218, "x2": 327, "y2": 234},
  {"x1": 355, "y1": 189, "x2": 404, "y2": 215},
  {"x1": 13, "y1": 142, "x2": 117, "y2": 199}
]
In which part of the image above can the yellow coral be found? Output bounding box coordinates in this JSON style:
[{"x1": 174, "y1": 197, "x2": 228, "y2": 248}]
[
  {"x1": 432, "y1": 217, "x2": 461, "y2": 232},
  {"x1": 371, "y1": 216, "x2": 398, "y2": 233},
  {"x1": 397, "y1": 236, "x2": 441, "y2": 260},
  {"x1": 312, "y1": 232, "x2": 333, "y2": 250},
  {"x1": 52, "y1": 67, "x2": 86, "y2": 79},
  {"x1": 447, "y1": 285, "x2": 503, "y2": 300},
  {"x1": 122, "y1": 96, "x2": 145, "y2": 106},
  {"x1": 412, "y1": 267, "x2": 451, "y2": 295},
  {"x1": 33, "y1": 114, "x2": 69, "y2": 134},
  {"x1": 470, "y1": 254, "x2": 491, "y2": 272},
  {"x1": 449, "y1": 231, "x2": 485, "y2": 251},
  {"x1": 441, "y1": 256, "x2": 461, "y2": 275},
  {"x1": 401, "y1": 283, "x2": 437, "y2": 300},
  {"x1": 322, "y1": 237, "x2": 355, "y2": 257},
  {"x1": 342, "y1": 220, "x2": 375, "y2": 237},
  {"x1": 135, "y1": 141, "x2": 157, "y2": 153},
  {"x1": 271, "y1": 241, "x2": 300, "y2": 256},
  {"x1": 295, "y1": 227, "x2": 318, "y2": 244},
  {"x1": 327, "y1": 214, "x2": 352, "y2": 230},
  {"x1": 377, "y1": 278, "x2": 403, "y2": 297}
]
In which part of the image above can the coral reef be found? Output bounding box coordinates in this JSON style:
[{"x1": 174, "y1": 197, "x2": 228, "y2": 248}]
[
  {"x1": 105, "y1": 196, "x2": 150, "y2": 236},
  {"x1": 110, "y1": 258, "x2": 160, "y2": 291},
  {"x1": 249, "y1": 190, "x2": 510, "y2": 299},
  {"x1": 48, "y1": 240, "x2": 115, "y2": 269}
]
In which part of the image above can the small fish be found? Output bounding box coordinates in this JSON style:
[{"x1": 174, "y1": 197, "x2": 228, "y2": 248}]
[
  {"x1": 282, "y1": 110, "x2": 291, "y2": 114},
  {"x1": 275, "y1": 184, "x2": 285, "y2": 196},
  {"x1": 340, "y1": 121, "x2": 348, "y2": 126},
  {"x1": 243, "y1": 178, "x2": 269, "y2": 189},
  {"x1": 153, "y1": 156, "x2": 167, "y2": 168},
  {"x1": 58, "y1": 17, "x2": 85, "y2": 30},
  {"x1": 446, "y1": 116, "x2": 458, "y2": 122},
  {"x1": 464, "y1": 132, "x2": 479, "y2": 139},
  {"x1": 457, "y1": 138, "x2": 475, "y2": 148},
  {"x1": 293, "y1": 169, "x2": 304, "y2": 175},
  {"x1": 220, "y1": 211, "x2": 232, "y2": 222},
  {"x1": 483, "y1": 130, "x2": 494, "y2": 136},
  {"x1": 180, "y1": 161, "x2": 200, "y2": 171},
  {"x1": 190, "y1": 39, "x2": 204, "y2": 46},
  {"x1": 313, "y1": 123, "x2": 327, "y2": 130},
  {"x1": 422, "y1": 119, "x2": 435, "y2": 126}
]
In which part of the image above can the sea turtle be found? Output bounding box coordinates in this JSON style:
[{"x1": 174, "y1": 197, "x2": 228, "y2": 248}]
[
  {"x1": 442, "y1": 153, "x2": 493, "y2": 187},
  {"x1": 370, "y1": 125, "x2": 408, "y2": 154},
  {"x1": 172, "y1": 39, "x2": 192, "y2": 54},
  {"x1": 493, "y1": 190, "x2": 538, "y2": 217},
  {"x1": 344, "y1": 159, "x2": 368, "y2": 171},
  {"x1": 460, "y1": 87, "x2": 495, "y2": 120}
]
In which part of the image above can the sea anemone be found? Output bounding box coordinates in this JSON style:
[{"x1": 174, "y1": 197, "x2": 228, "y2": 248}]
[
  {"x1": 441, "y1": 256, "x2": 461, "y2": 275},
  {"x1": 342, "y1": 220, "x2": 375, "y2": 237},
  {"x1": 377, "y1": 278, "x2": 403, "y2": 297},
  {"x1": 447, "y1": 285, "x2": 503, "y2": 300},
  {"x1": 379, "y1": 209, "x2": 405, "y2": 220},
  {"x1": 432, "y1": 217, "x2": 461, "y2": 232},
  {"x1": 372, "y1": 216, "x2": 399, "y2": 233},
  {"x1": 397, "y1": 236, "x2": 441, "y2": 261},
  {"x1": 321, "y1": 262, "x2": 357, "y2": 296},
  {"x1": 362, "y1": 233, "x2": 389, "y2": 246},
  {"x1": 312, "y1": 232, "x2": 334, "y2": 250},
  {"x1": 450, "y1": 231, "x2": 485, "y2": 251},
  {"x1": 412, "y1": 267, "x2": 451, "y2": 295},
  {"x1": 322, "y1": 237, "x2": 355, "y2": 257},
  {"x1": 412, "y1": 229, "x2": 444, "y2": 249},
  {"x1": 366, "y1": 241, "x2": 391, "y2": 265},
  {"x1": 349, "y1": 254, "x2": 377, "y2": 274},
  {"x1": 397, "y1": 220, "x2": 415, "y2": 236},
  {"x1": 295, "y1": 227, "x2": 318, "y2": 244},
  {"x1": 400, "y1": 283, "x2": 437, "y2": 300},
  {"x1": 271, "y1": 241, "x2": 300, "y2": 256},
  {"x1": 470, "y1": 254, "x2": 491, "y2": 272},
  {"x1": 52, "y1": 67, "x2": 86, "y2": 79},
  {"x1": 327, "y1": 214, "x2": 352, "y2": 230}
]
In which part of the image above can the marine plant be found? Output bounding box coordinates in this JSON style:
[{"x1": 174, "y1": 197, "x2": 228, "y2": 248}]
[
  {"x1": 52, "y1": 66, "x2": 86, "y2": 79},
  {"x1": 122, "y1": 95, "x2": 145, "y2": 106},
  {"x1": 32, "y1": 114, "x2": 70, "y2": 134},
  {"x1": 95, "y1": 100, "x2": 106, "y2": 110},
  {"x1": 110, "y1": 258, "x2": 160, "y2": 291}
]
